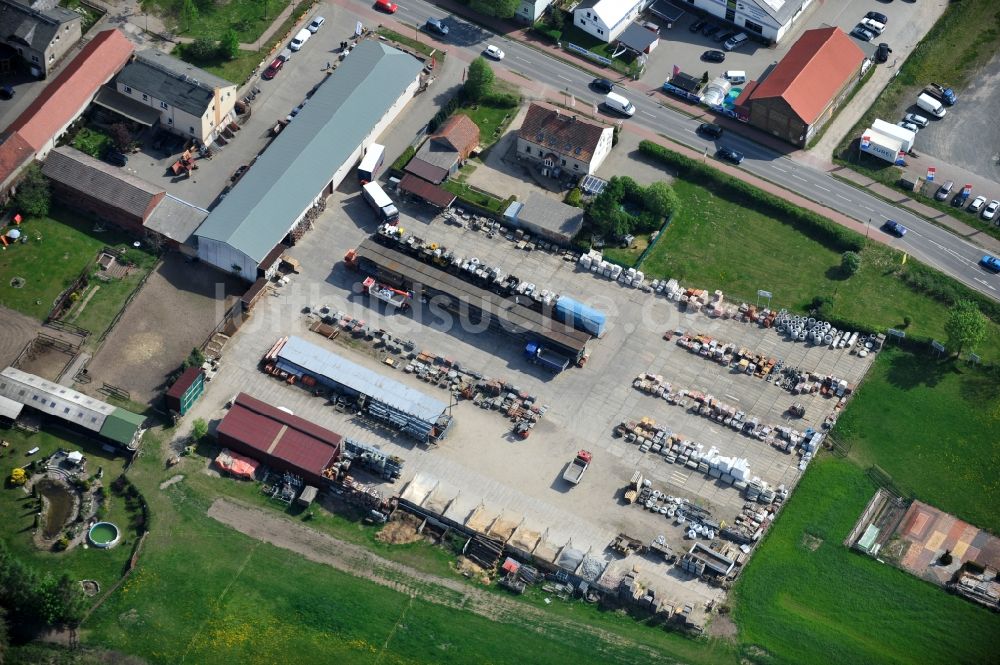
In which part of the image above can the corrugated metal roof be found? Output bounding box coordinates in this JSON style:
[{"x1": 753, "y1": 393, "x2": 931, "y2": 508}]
[
  {"x1": 277, "y1": 336, "x2": 446, "y2": 423},
  {"x1": 42, "y1": 146, "x2": 163, "y2": 219},
  {"x1": 98, "y1": 409, "x2": 145, "y2": 448},
  {"x1": 218, "y1": 393, "x2": 340, "y2": 475},
  {"x1": 0, "y1": 366, "x2": 114, "y2": 433},
  {"x1": 399, "y1": 173, "x2": 456, "y2": 208},
  {"x1": 0, "y1": 394, "x2": 23, "y2": 420},
  {"x1": 195, "y1": 41, "x2": 422, "y2": 263},
  {"x1": 165, "y1": 367, "x2": 203, "y2": 400},
  {"x1": 513, "y1": 193, "x2": 584, "y2": 241},
  {"x1": 404, "y1": 157, "x2": 448, "y2": 184}
]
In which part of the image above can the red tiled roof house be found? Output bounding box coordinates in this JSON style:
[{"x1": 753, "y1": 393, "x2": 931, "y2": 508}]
[
  {"x1": 516, "y1": 103, "x2": 614, "y2": 175},
  {"x1": 735, "y1": 27, "x2": 865, "y2": 147}
]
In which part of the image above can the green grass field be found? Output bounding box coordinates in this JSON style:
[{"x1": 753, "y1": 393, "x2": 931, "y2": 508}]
[
  {"x1": 0, "y1": 207, "x2": 153, "y2": 326},
  {"x1": 75, "y1": 442, "x2": 737, "y2": 665},
  {"x1": 144, "y1": 0, "x2": 293, "y2": 43},
  {"x1": 638, "y1": 179, "x2": 1000, "y2": 360},
  {"x1": 733, "y1": 455, "x2": 1000, "y2": 665},
  {"x1": 835, "y1": 348, "x2": 1000, "y2": 533}
]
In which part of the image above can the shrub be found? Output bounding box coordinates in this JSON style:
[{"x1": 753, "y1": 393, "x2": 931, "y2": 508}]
[
  {"x1": 187, "y1": 37, "x2": 217, "y2": 62},
  {"x1": 53, "y1": 537, "x2": 70, "y2": 552},
  {"x1": 391, "y1": 145, "x2": 415, "y2": 173},
  {"x1": 192, "y1": 418, "x2": 209, "y2": 442},
  {"x1": 564, "y1": 188, "x2": 583, "y2": 208},
  {"x1": 482, "y1": 91, "x2": 520, "y2": 108},
  {"x1": 903, "y1": 316, "x2": 913, "y2": 328},
  {"x1": 841, "y1": 251, "x2": 861, "y2": 276},
  {"x1": 220, "y1": 29, "x2": 240, "y2": 60}
]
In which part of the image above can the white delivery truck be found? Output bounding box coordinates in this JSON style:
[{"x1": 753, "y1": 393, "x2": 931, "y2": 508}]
[
  {"x1": 604, "y1": 92, "x2": 635, "y2": 117},
  {"x1": 916, "y1": 93, "x2": 946, "y2": 118},
  {"x1": 872, "y1": 118, "x2": 915, "y2": 152}
]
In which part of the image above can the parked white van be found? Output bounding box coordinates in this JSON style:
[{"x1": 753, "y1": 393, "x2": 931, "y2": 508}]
[
  {"x1": 723, "y1": 33, "x2": 749, "y2": 51},
  {"x1": 604, "y1": 92, "x2": 635, "y2": 117},
  {"x1": 290, "y1": 28, "x2": 311, "y2": 51},
  {"x1": 916, "y1": 93, "x2": 946, "y2": 118},
  {"x1": 724, "y1": 70, "x2": 747, "y2": 85}
]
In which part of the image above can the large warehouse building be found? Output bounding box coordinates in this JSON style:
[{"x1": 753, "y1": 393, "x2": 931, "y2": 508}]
[
  {"x1": 734, "y1": 27, "x2": 866, "y2": 147},
  {"x1": 267, "y1": 336, "x2": 453, "y2": 443},
  {"x1": 194, "y1": 40, "x2": 424, "y2": 279},
  {"x1": 217, "y1": 393, "x2": 342, "y2": 486}
]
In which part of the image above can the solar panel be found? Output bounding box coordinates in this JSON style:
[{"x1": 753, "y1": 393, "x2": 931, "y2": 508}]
[{"x1": 580, "y1": 175, "x2": 607, "y2": 196}]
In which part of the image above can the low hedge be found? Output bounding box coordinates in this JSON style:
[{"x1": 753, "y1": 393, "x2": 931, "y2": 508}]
[
  {"x1": 638, "y1": 140, "x2": 864, "y2": 253},
  {"x1": 390, "y1": 145, "x2": 415, "y2": 174}
]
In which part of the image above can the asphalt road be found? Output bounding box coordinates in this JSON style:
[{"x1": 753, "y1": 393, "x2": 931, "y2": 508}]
[{"x1": 362, "y1": 0, "x2": 1000, "y2": 301}]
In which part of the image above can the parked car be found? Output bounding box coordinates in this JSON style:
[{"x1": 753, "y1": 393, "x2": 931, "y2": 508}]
[
  {"x1": 882, "y1": 220, "x2": 907, "y2": 237},
  {"x1": 933, "y1": 180, "x2": 954, "y2": 201},
  {"x1": 903, "y1": 112, "x2": 929, "y2": 128},
  {"x1": 689, "y1": 19, "x2": 706, "y2": 33},
  {"x1": 702, "y1": 49, "x2": 725, "y2": 63},
  {"x1": 702, "y1": 24, "x2": 720, "y2": 37},
  {"x1": 424, "y1": 18, "x2": 449, "y2": 35},
  {"x1": 981, "y1": 255, "x2": 1000, "y2": 272},
  {"x1": 850, "y1": 25, "x2": 875, "y2": 42},
  {"x1": 103, "y1": 149, "x2": 128, "y2": 167},
  {"x1": 698, "y1": 123, "x2": 724, "y2": 139},
  {"x1": 860, "y1": 18, "x2": 884, "y2": 35},
  {"x1": 723, "y1": 33, "x2": 749, "y2": 51},
  {"x1": 875, "y1": 42, "x2": 892, "y2": 63},
  {"x1": 716, "y1": 146, "x2": 744, "y2": 164},
  {"x1": 897, "y1": 121, "x2": 919, "y2": 133},
  {"x1": 0, "y1": 85, "x2": 13, "y2": 100},
  {"x1": 591, "y1": 78, "x2": 614, "y2": 93},
  {"x1": 307, "y1": 16, "x2": 325, "y2": 33},
  {"x1": 262, "y1": 56, "x2": 285, "y2": 79},
  {"x1": 951, "y1": 190, "x2": 970, "y2": 208},
  {"x1": 374, "y1": 0, "x2": 398, "y2": 12},
  {"x1": 968, "y1": 195, "x2": 988, "y2": 214},
  {"x1": 866, "y1": 11, "x2": 888, "y2": 25},
  {"x1": 716, "y1": 30, "x2": 735, "y2": 44},
  {"x1": 290, "y1": 28, "x2": 310, "y2": 51},
  {"x1": 983, "y1": 200, "x2": 1000, "y2": 222},
  {"x1": 484, "y1": 45, "x2": 504, "y2": 60}
]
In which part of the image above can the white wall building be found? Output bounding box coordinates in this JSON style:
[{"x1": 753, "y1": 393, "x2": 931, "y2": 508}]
[
  {"x1": 573, "y1": 0, "x2": 647, "y2": 43},
  {"x1": 517, "y1": 0, "x2": 554, "y2": 24},
  {"x1": 680, "y1": 0, "x2": 815, "y2": 44},
  {"x1": 516, "y1": 103, "x2": 614, "y2": 175}
]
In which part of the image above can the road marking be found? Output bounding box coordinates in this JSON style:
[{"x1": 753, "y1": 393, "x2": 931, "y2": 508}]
[
  {"x1": 670, "y1": 470, "x2": 690, "y2": 486},
  {"x1": 815, "y1": 185, "x2": 830, "y2": 192},
  {"x1": 641, "y1": 110, "x2": 655, "y2": 118},
  {"x1": 862, "y1": 205, "x2": 875, "y2": 212},
  {"x1": 515, "y1": 55, "x2": 530, "y2": 63},
  {"x1": 975, "y1": 278, "x2": 998, "y2": 291},
  {"x1": 792, "y1": 174, "x2": 807, "y2": 182},
  {"x1": 836, "y1": 193, "x2": 851, "y2": 201},
  {"x1": 724, "y1": 394, "x2": 740, "y2": 402},
  {"x1": 771, "y1": 165, "x2": 787, "y2": 172},
  {"x1": 557, "y1": 74, "x2": 572, "y2": 82}
]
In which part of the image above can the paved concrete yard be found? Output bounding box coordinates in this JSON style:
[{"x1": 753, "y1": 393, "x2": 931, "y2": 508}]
[{"x1": 182, "y1": 173, "x2": 877, "y2": 608}]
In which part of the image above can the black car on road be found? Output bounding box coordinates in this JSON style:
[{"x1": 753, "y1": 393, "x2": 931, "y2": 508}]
[
  {"x1": 716, "y1": 146, "x2": 744, "y2": 165},
  {"x1": 591, "y1": 78, "x2": 614, "y2": 93},
  {"x1": 702, "y1": 50, "x2": 725, "y2": 63},
  {"x1": 698, "y1": 123, "x2": 724, "y2": 139}
]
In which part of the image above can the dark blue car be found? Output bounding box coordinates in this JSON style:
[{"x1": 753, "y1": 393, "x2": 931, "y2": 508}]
[{"x1": 882, "y1": 220, "x2": 907, "y2": 237}]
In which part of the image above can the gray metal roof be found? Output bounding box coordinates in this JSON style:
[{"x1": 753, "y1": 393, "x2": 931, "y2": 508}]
[
  {"x1": 0, "y1": 366, "x2": 115, "y2": 434},
  {"x1": 746, "y1": 0, "x2": 802, "y2": 25},
  {"x1": 0, "y1": 0, "x2": 78, "y2": 52},
  {"x1": 195, "y1": 41, "x2": 422, "y2": 264},
  {"x1": 276, "y1": 336, "x2": 447, "y2": 423},
  {"x1": 116, "y1": 49, "x2": 234, "y2": 117},
  {"x1": 42, "y1": 146, "x2": 163, "y2": 219},
  {"x1": 145, "y1": 194, "x2": 208, "y2": 244},
  {"x1": 510, "y1": 193, "x2": 584, "y2": 241},
  {"x1": 617, "y1": 23, "x2": 658, "y2": 52}
]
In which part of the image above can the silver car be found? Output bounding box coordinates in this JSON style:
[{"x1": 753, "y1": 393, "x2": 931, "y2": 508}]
[{"x1": 903, "y1": 113, "x2": 929, "y2": 128}]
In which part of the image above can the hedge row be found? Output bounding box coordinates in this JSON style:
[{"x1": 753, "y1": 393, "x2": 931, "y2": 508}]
[
  {"x1": 638, "y1": 140, "x2": 864, "y2": 253},
  {"x1": 390, "y1": 145, "x2": 415, "y2": 174},
  {"x1": 901, "y1": 260, "x2": 1000, "y2": 323}
]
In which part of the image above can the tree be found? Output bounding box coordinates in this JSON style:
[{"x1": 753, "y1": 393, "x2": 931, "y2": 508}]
[
  {"x1": 548, "y1": 7, "x2": 565, "y2": 31},
  {"x1": 109, "y1": 122, "x2": 133, "y2": 153},
  {"x1": 188, "y1": 37, "x2": 216, "y2": 62},
  {"x1": 14, "y1": 163, "x2": 50, "y2": 217},
  {"x1": 470, "y1": 0, "x2": 519, "y2": 19},
  {"x1": 841, "y1": 251, "x2": 861, "y2": 276},
  {"x1": 643, "y1": 181, "x2": 680, "y2": 218},
  {"x1": 220, "y1": 29, "x2": 240, "y2": 60},
  {"x1": 9, "y1": 468, "x2": 26, "y2": 486},
  {"x1": 944, "y1": 300, "x2": 987, "y2": 356},
  {"x1": 191, "y1": 418, "x2": 209, "y2": 442},
  {"x1": 464, "y1": 57, "x2": 495, "y2": 102},
  {"x1": 180, "y1": 0, "x2": 199, "y2": 32}
]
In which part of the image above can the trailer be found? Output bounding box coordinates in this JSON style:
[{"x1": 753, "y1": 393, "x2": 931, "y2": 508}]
[
  {"x1": 357, "y1": 143, "x2": 385, "y2": 183},
  {"x1": 562, "y1": 450, "x2": 592, "y2": 485},
  {"x1": 362, "y1": 277, "x2": 411, "y2": 310},
  {"x1": 524, "y1": 341, "x2": 570, "y2": 373}
]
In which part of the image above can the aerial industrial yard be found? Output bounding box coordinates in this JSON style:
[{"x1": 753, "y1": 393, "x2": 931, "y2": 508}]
[{"x1": 0, "y1": 0, "x2": 998, "y2": 663}]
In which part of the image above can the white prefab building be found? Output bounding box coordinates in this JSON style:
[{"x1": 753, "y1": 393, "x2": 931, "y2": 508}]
[
  {"x1": 195, "y1": 41, "x2": 422, "y2": 279},
  {"x1": 517, "y1": 0, "x2": 554, "y2": 24},
  {"x1": 574, "y1": 0, "x2": 647, "y2": 43},
  {"x1": 681, "y1": 0, "x2": 816, "y2": 44}
]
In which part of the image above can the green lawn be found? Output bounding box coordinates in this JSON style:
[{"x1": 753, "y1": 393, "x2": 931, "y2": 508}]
[
  {"x1": 733, "y1": 454, "x2": 1000, "y2": 665},
  {"x1": 457, "y1": 100, "x2": 516, "y2": 147},
  {"x1": 0, "y1": 428, "x2": 136, "y2": 593},
  {"x1": 377, "y1": 27, "x2": 447, "y2": 61},
  {"x1": 174, "y1": 43, "x2": 264, "y2": 87},
  {"x1": 835, "y1": 348, "x2": 1000, "y2": 533},
  {"x1": 638, "y1": 178, "x2": 1000, "y2": 360},
  {"x1": 75, "y1": 437, "x2": 737, "y2": 665},
  {"x1": 834, "y1": 0, "x2": 1000, "y2": 239},
  {"x1": 143, "y1": 0, "x2": 294, "y2": 43},
  {"x1": 442, "y1": 177, "x2": 509, "y2": 212}
]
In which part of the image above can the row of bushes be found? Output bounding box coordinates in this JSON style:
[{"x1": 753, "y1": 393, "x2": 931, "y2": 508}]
[
  {"x1": 111, "y1": 474, "x2": 151, "y2": 535},
  {"x1": 901, "y1": 261, "x2": 1000, "y2": 324},
  {"x1": 638, "y1": 140, "x2": 864, "y2": 253},
  {"x1": 390, "y1": 145, "x2": 416, "y2": 174}
]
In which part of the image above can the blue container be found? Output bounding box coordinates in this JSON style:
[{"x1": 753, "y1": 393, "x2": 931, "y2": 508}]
[{"x1": 555, "y1": 296, "x2": 606, "y2": 337}]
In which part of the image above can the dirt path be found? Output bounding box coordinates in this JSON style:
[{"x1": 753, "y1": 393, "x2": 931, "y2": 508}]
[{"x1": 206, "y1": 499, "x2": 666, "y2": 658}]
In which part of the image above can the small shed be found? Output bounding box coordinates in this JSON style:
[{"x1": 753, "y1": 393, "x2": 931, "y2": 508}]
[
  {"x1": 297, "y1": 485, "x2": 319, "y2": 506},
  {"x1": 165, "y1": 367, "x2": 205, "y2": 416},
  {"x1": 67, "y1": 451, "x2": 84, "y2": 465}
]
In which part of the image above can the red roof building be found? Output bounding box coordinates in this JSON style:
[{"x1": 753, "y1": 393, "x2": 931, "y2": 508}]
[
  {"x1": 8, "y1": 29, "x2": 134, "y2": 156},
  {"x1": 216, "y1": 393, "x2": 341, "y2": 486},
  {"x1": 738, "y1": 27, "x2": 865, "y2": 147},
  {"x1": 0, "y1": 132, "x2": 35, "y2": 202}
]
